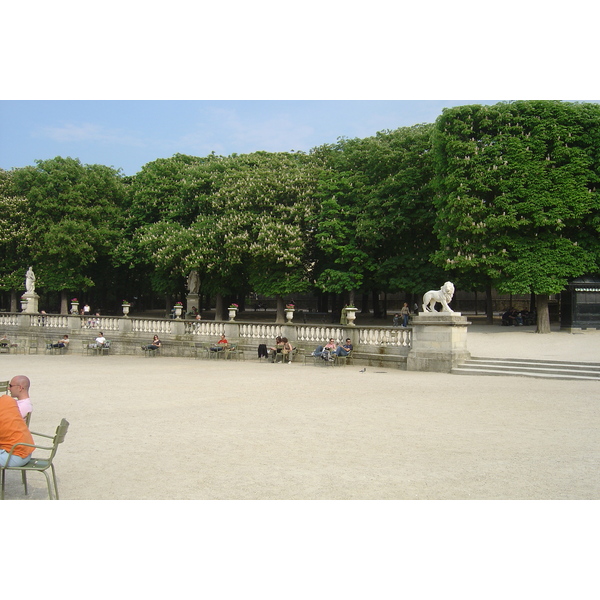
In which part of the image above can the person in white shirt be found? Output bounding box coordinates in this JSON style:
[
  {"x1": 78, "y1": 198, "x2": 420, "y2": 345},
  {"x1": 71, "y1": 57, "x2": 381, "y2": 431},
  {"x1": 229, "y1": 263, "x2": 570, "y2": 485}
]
[
  {"x1": 8, "y1": 375, "x2": 33, "y2": 419},
  {"x1": 93, "y1": 333, "x2": 106, "y2": 347}
]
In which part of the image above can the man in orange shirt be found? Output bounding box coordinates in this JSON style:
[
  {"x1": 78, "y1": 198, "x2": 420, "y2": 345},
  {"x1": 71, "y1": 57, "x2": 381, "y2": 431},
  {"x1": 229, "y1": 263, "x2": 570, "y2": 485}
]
[{"x1": 0, "y1": 392, "x2": 34, "y2": 467}]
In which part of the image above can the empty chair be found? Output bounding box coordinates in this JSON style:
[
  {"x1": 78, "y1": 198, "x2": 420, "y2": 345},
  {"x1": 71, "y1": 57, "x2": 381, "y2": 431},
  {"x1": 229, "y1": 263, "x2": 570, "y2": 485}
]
[
  {"x1": 0, "y1": 418, "x2": 69, "y2": 500},
  {"x1": 0, "y1": 381, "x2": 9, "y2": 394}
]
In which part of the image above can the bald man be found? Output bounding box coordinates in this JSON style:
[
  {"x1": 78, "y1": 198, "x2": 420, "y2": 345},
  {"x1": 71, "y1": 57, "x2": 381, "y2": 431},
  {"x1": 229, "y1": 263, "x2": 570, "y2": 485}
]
[
  {"x1": 9, "y1": 375, "x2": 32, "y2": 419},
  {"x1": 0, "y1": 391, "x2": 34, "y2": 467}
]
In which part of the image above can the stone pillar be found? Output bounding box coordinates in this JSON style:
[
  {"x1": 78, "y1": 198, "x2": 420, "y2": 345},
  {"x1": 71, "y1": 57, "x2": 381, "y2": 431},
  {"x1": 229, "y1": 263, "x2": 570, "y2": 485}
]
[
  {"x1": 21, "y1": 292, "x2": 39, "y2": 314},
  {"x1": 171, "y1": 319, "x2": 186, "y2": 337},
  {"x1": 406, "y1": 313, "x2": 470, "y2": 373},
  {"x1": 67, "y1": 314, "x2": 81, "y2": 332},
  {"x1": 119, "y1": 317, "x2": 133, "y2": 334},
  {"x1": 223, "y1": 322, "x2": 239, "y2": 340}
]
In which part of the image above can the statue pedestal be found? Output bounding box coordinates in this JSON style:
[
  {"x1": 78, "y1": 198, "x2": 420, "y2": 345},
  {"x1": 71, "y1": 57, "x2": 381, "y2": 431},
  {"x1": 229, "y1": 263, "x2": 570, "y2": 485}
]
[
  {"x1": 407, "y1": 312, "x2": 470, "y2": 373},
  {"x1": 21, "y1": 292, "x2": 40, "y2": 314},
  {"x1": 186, "y1": 293, "x2": 199, "y2": 316}
]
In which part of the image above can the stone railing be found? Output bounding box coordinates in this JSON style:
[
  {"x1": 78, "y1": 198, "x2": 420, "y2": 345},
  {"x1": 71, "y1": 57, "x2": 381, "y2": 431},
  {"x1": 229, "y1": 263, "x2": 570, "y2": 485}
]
[
  {"x1": 130, "y1": 318, "x2": 173, "y2": 335},
  {"x1": 28, "y1": 314, "x2": 70, "y2": 328},
  {"x1": 0, "y1": 312, "x2": 413, "y2": 365}
]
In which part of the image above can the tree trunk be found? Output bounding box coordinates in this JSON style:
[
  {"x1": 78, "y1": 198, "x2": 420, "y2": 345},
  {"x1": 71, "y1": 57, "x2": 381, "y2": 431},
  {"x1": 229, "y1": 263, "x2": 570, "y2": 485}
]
[
  {"x1": 535, "y1": 294, "x2": 551, "y2": 333},
  {"x1": 360, "y1": 293, "x2": 369, "y2": 314},
  {"x1": 275, "y1": 295, "x2": 285, "y2": 324},
  {"x1": 60, "y1": 291, "x2": 68, "y2": 315},
  {"x1": 485, "y1": 285, "x2": 494, "y2": 324},
  {"x1": 349, "y1": 289, "x2": 355, "y2": 307},
  {"x1": 215, "y1": 293, "x2": 224, "y2": 321},
  {"x1": 10, "y1": 291, "x2": 17, "y2": 312},
  {"x1": 372, "y1": 291, "x2": 382, "y2": 318}
]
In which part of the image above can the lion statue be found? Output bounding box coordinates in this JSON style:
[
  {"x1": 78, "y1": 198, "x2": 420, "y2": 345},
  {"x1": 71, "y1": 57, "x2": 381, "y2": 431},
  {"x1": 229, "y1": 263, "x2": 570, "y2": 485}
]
[{"x1": 422, "y1": 281, "x2": 455, "y2": 313}]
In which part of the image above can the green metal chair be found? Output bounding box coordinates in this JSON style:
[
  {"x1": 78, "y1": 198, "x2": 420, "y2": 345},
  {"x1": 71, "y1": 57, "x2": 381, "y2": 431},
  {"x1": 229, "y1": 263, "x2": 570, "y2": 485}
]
[
  {"x1": 142, "y1": 345, "x2": 160, "y2": 357},
  {"x1": 0, "y1": 380, "x2": 9, "y2": 394},
  {"x1": 0, "y1": 418, "x2": 70, "y2": 500},
  {"x1": 190, "y1": 342, "x2": 203, "y2": 359},
  {"x1": 224, "y1": 343, "x2": 244, "y2": 361},
  {"x1": 334, "y1": 349, "x2": 353, "y2": 367},
  {"x1": 98, "y1": 340, "x2": 111, "y2": 355}
]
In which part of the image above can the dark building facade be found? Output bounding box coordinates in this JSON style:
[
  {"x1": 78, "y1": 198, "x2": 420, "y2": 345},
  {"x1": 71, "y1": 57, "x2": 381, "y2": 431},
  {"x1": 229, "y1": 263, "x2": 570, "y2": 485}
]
[{"x1": 560, "y1": 276, "x2": 600, "y2": 330}]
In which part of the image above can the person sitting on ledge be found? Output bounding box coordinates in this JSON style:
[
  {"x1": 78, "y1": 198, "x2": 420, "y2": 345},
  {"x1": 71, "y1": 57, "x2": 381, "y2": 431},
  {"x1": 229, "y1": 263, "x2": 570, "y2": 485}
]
[{"x1": 142, "y1": 335, "x2": 161, "y2": 351}]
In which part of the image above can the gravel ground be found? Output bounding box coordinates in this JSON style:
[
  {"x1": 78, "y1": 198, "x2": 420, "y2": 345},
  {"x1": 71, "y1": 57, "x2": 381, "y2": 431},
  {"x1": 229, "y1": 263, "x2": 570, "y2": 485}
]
[{"x1": 1, "y1": 326, "x2": 598, "y2": 500}]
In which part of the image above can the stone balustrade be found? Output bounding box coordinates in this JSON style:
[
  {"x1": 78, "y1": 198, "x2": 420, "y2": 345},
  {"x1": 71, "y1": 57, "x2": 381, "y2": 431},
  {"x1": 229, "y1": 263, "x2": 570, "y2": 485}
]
[{"x1": 0, "y1": 312, "x2": 413, "y2": 367}]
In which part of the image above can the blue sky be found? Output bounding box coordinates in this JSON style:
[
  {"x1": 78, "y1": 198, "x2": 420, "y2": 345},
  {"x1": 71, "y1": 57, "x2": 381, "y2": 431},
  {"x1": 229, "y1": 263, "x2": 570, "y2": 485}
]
[{"x1": 1, "y1": 100, "x2": 507, "y2": 176}]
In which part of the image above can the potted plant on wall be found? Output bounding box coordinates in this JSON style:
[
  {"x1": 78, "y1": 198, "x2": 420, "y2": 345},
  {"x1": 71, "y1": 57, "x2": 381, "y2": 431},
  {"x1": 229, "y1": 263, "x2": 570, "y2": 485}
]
[
  {"x1": 122, "y1": 300, "x2": 131, "y2": 317},
  {"x1": 228, "y1": 303, "x2": 239, "y2": 321},
  {"x1": 344, "y1": 304, "x2": 358, "y2": 326},
  {"x1": 285, "y1": 303, "x2": 295, "y2": 323},
  {"x1": 173, "y1": 301, "x2": 183, "y2": 319}
]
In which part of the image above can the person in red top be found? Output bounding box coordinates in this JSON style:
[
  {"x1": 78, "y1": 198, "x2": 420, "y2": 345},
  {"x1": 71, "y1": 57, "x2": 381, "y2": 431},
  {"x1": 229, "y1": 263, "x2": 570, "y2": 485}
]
[
  {"x1": 210, "y1": 334, "x2": 228, "y2": 352},
  {"x1": 0, "y1": 393, "x2": 34, "y2": 467}
]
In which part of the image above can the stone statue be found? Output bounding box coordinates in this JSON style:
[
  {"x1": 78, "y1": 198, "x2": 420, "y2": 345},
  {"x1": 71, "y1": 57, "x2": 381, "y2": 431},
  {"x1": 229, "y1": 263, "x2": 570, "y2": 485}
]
[
  {"x1": 187, "y1": 270, "x2": 200, "y2": 295},
  {"x1": 422, "y1": 281, "x2": 455, "y2": 313},
  {"x1": 25, "y1": 266, "x2": 36, "y2": 294}
]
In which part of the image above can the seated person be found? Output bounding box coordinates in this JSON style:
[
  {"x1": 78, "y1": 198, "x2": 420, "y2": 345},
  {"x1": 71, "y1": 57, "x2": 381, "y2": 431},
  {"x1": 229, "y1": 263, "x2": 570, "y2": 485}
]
[
  {"x1": 507, "y1": 308, "x2": 522, "y2": 326},
  {"x1": 210, "y1": 334, "x2": 228, "y2": 351},
  {"x1": 52, "y1": 334, "x2": 70, "y2": 348},
  {"x1": 142, "y1": 335, "x2": 161, "y2": 350},
  {"x1": 313, "y1": 338, "x2": 337, "y2": 361},
  {"x1": 520, "y1": 309, "x2": 534, "y2": 325},
  {"x1": 335, "y1": 338, "x2": 353, "y2": 357},
  {"x1": 502, "y1": 309, "x2": 518, "y2": 326},
  {"x1": 89, "y1": 332, "x2": 107, "y2": 348},
  {"x1": 9, "y1": 375, "x2": 33, "y2": 419},
  {"x1": 281, "y1": 337, "x2": 294, "y2": 364},
  {"x1": 269, "y1": 336, "x2": 283, "y2": 362},
  {"x1": 0, "y1": 391, "x2": 34, "y2": 468}
]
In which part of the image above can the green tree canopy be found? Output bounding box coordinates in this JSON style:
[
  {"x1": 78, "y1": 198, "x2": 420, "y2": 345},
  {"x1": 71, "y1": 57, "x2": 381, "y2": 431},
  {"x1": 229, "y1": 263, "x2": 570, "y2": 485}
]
[
  {"x1": 432, "y1": 101, "x2": 600, "y2": 330},
  {"x1": 11, "y1": 157, "x2": 127, "y2": 309}
]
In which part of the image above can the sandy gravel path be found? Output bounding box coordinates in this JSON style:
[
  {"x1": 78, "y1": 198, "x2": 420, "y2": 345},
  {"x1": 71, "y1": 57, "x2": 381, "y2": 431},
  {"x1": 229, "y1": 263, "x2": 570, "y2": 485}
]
[{"x1": 1, "y1": 327, "x2": 598, "y2": 500}]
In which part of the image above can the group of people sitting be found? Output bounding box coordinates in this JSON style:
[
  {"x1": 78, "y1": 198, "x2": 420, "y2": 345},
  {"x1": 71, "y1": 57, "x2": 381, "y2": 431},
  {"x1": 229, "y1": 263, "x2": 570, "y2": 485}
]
[
  {"x1": 502, "y1": 308, "x2": 536, "y2": 326},
  {"x1": 312, "y1": 338, "x2": 353, "y2": 362},
  {"x1": 0, "y1": 375, "x2": 34, "y2": 468},
  {"x1": 268, "y1": 336, "x2": 294, "y2": 363}
]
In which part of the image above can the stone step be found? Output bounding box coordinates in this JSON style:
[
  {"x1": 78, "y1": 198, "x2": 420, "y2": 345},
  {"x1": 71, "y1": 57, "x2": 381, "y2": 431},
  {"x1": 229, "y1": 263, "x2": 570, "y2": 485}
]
[{"x1": 452, "y1": 357, "x2": 600, "y2": 380}]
